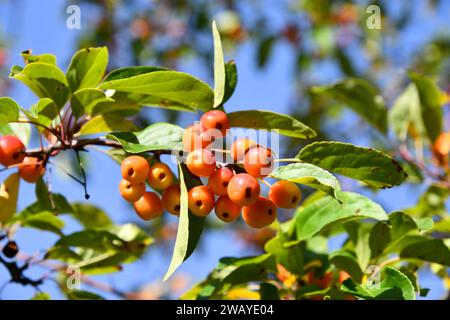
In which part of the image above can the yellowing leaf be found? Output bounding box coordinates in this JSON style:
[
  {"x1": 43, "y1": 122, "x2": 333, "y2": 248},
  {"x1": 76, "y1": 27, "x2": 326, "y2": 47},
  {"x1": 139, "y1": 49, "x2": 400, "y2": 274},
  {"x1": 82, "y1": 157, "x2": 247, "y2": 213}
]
[
  {"x1": 0, "y1": 173, "x2": 20, "y2": 222},
  {"x1": 78, "y1": 115, "x2": 137, "y2": 136}
]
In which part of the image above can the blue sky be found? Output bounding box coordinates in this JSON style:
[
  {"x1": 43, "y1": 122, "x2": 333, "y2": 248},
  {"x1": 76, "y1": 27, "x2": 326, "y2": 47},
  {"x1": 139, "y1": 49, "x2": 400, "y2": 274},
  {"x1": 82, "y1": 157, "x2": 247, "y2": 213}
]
[{"x1": 0, "y1": 0, "x2": 449, "y2": 299}]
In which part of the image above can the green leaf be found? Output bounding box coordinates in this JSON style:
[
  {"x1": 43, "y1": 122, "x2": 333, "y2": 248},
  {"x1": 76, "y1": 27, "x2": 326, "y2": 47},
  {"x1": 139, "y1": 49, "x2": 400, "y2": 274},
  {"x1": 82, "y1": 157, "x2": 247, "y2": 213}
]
[
  {"x1": 311, "y1": 78, "x2": 387, "y2": 133},
  {"x1": 329, "y1": 250, "x2": 364, "y2": 282},
  {"x1": 45, "y1": 247, "x2": 82, "y2": 262},
  {"x1": 0, "y1": 173, "x2": 21, "y2": 222},
  {"x1": 388, "y1": 83, "x2": 424, "y2": 141},
  {"x1": 49, "y1": 224, "x2": 152, "y2": 273},
  {"x1": 0, "y1": 97, "x2": 20, "y2": 124},
  {"x1": 369, "y1": 222, "x2": 391, "y2": 259},
  {"x1": 214, "y1": 255, "x2": 276, "y2": 293},
  {"x1": 0, "y1": 122, "x2": 31, "y2": 146},
  {"x1": 297, "y1": 141, "x2": 407, "y2": 188},
  {"x1": 30, "y1": 98, "x2": 59, "y2": 131},
  {"x1": 66, "y1": 290, "x2": 105, "y2": 300},
  {"x1": 222, "y1": 61, "x2": 238, "y2": 104},
  {"x1": 341, "y1": 279, "x2": 376, "y2": 300},
  {"x1": 31, "y1": 292, "x2": 51, "y2": 300},
  {"x1": 105, "y1": 90, "x2": 195, "y2": 113},
  {"x1": 270, "y1": 163, "x2": 340, "y2": 198},
  {"x1": 400, "y1": 238, "x2": 450, "y2": 266},
  {"x1": 10, "y1": 62, "x2": 69, "y2": 108},
  {"x1": 19, "y1": 211, "x2": 65, "y2": 235},
  {"x1": 382, "y1": 211, "x2": 433, "y2": 254},
  {"x1": 259, "y1": 282, "x2": 280, "y2": 300},
  {"x1": 195, "y1": 254, "x2": 277, "y2": 299},
  {"x1": 66, "y1": 47, "x2": 108, "y2": 92},
  {"x1": 99, "y1": 70, "x2": 214, "y2": 111},
  {"x1": 212, "y1": 21, "x2": 226, "y2": 108},
  {"x1": 257, "y1": 36, "x2": 275, "y2": 68},
  {"x1": 378, "y1": 267, "x2": 416, "y2": 300},
  {"x1": 71, "y1": 88, "x2": 113, "y2": 119},
  {"x1": 21, "y1": 51, "x2": 57, "y2": 65},
  {"x1": 103, "y1": 66, "x2": 167, "y2": 82},
  {"x1": 164, "y1": 163, "x2": 205, "y2": 281},
  {"x1": 107, "y1": 122, "x2": 184, "y2": 153},
  {"x1": 35, "y1": 177, "x2": 53, "y2": 209},
  {"x1": 78, "y1": 115, "x2": 137, "y2": 136},
  {"x1": 264, "y1": 233, "x2": 304, "y2": 275},
  {"x1": 294, "y1": 191, "x2": 388, "y2": 241},
  {"x1": 410, "y1": 72, "x2": 443, "y2": 142},
  {"x1": 341, "y1": 267, "x2": 415, "y2": 300},
  {"x1": 56, "y1": 230, "x2": 124, "y2": 251},
  {"x1": 434, "y1": 217, "x2": 450, "y2": 233},
  {"x1": 228, "y1": 110, "x2": 316, "y2": 139},
  {"x1": 70, "y1": 203, "x2": 113, "y2": 229},
  {"x1": 354, "y1": 223, "x2": 372, "y2": 271}
]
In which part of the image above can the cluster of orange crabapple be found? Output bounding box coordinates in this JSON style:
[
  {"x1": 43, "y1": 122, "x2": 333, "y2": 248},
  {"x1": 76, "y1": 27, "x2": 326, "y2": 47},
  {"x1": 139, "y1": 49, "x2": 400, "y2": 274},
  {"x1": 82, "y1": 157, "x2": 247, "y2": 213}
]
[
  {"x1": 119, "y1": 110, "x2": 302, "y2": 228},
  {"x1": 0, "y1": 135, "x2": 45, "y2": 183}
]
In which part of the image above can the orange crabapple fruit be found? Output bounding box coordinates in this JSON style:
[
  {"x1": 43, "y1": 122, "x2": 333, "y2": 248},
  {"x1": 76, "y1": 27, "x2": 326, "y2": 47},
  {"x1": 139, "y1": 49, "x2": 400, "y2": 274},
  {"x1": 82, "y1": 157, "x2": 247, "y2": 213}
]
[
  {"x1": 268, "y1": 180, "x2": 301, "y2": 208},
  {"x1": 241, "y1": 196, "x2": 277, "y2": 228},
  {"x1": 227, "y1": 173, "x2": 260, "y2": 206},
  {"x1": 133, "y1": 192, "x2": 164, "y2": 220},
  {"x1": 200, "y1": 110, "x2": 230, "y2": 136},
  {"x1": 186, "y1": 149, "x2": 216, "y2": 177},
  {"x1": 182, "y1": 124, "x2": 208, "y2": 151},
  {"x1": 18, "y1": 157, "x2": 45, "y2": 183},
  {"x1": 215, "y1": 195, "x2": 241, "y2": 222},
  {"x1": 119, "y1": 179, "x2": 146, "y2": 202},
  {"x1": 207, "y1": 167, "x2": 234, "y2": 196},
  {"x1": 162, "y1": 184, "x2": 181, "y2": 215},
  {"x1": 121, "y1": 155, "x2": 149, "y2": 184},
  {"x1": 148, "y1": 162, "x2": 174, "y2": 190},
  {"x1": 188, "y1": 185, "x2": 215, "y2": 217},
  {"x1": 0, "y1": 135, "x2": 25, "y2": 166},
  {"x1": 243, "y1": 146, "x2": 274, "y2": 178},
  {"x1": 230, "y1": 138, "x2": 257, "y2": 162}
]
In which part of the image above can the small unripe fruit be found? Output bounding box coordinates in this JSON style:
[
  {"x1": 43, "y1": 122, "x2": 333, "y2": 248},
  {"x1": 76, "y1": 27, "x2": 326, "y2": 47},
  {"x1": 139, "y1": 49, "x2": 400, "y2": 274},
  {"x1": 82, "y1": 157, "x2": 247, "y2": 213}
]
[
  {"x1": 215, "y1": 195, "x2": 241, "y2": 222},
  {"x1": 208, "y1": 167, "x2": 234, "y2": 196},
  {"x1": 18, "y1": 157, "x2": 45, "y2": 183},
  {"x1": 186, "y1": 149, "x2": 216, "y2": 177},
  {"x1": 119, "y1": 179, "x2": 145, "y2": 202},
  {"x1": 162, "y1": 184, "x2": 181, "y2": 215},
  {"x1": 134, "y1": 192, "x2": 164, "y2": 220},
  {"x1": 243, "y1": 146, "x2": 274, "y2": 177},
  {"x1": 227, "y1": 173, "x2": 260, "y2": 206},
  {"x1": 307, "y1": 271, "x2": 333, "y2": 289},
  {"x1": 242, "y1": 196, "x2": 276, "y2": 228},
  {"x1": 200, "y1": 110, "x2": 230, "y2": 136},
  {"x1": 121, "y1": 155, "x2": 149, "y2": 184},
  {"x1": 268, "y1": 180, "x2": 301, "y2": 208},
  {"x1": 182, "y1": 124, "x2": 208, "y2": 151},
  {"x1": 2, "y1": 241, "x2": 18, "y2": 258},
  {"x1": 230, "y1": 138, "x2": 257, "y2": 162},
  {"x1": 0, "y1": 135, "x2": 25, "y2": 166},
  {"x1": 188, "y1": 185, "x2": 215, "y2": 217},
  {"x1": 148, "y1": 162, "x2": 174, "y2": 190}
]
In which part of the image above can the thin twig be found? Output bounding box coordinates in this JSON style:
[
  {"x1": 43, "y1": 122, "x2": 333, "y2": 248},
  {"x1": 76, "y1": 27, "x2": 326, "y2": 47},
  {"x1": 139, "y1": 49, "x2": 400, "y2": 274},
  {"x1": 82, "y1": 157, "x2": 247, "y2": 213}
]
[{"x1": 74, "y1": 150, "x2": 90, "y2": 200}]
